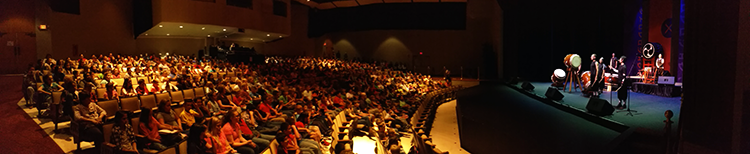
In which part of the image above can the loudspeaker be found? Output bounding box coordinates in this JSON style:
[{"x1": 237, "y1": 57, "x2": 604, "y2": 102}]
[
  {"x1": 522, "y1": 81, "x2": 535, "y2": 91},
  {"x1": 545, "y1": 87, "x2": 564, "y2": 101},
  {"x1": 586, "y1": 97, "x2": 614, "y2": 116}
]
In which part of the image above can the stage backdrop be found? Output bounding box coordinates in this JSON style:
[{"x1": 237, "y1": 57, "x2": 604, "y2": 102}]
[{"x1": 648, "y1": 0, "x2": 672, "y2": 74}]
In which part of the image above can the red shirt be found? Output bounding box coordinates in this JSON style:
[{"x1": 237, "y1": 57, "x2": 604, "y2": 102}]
[
  {"x1": 258, "y1": 103, "x2": 272, "y2": 115},
  {"x1": 221, "y1": 123, "x2": 242, "y2": 143},
  {"x1": 139, "y1": 117, "x2": 161, "y2": 141},
  {"x1": 238, "y1": 119, "x2": 253, "y2": 136}
]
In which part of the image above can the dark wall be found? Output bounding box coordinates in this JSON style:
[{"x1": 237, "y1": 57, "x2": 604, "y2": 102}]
[
  {"x1": 501, "y1": 0, "x2": 626, "y2": 81},
  {"x1": 679, "y1": 0, "x2": 744, "y2": 153},
  {"x1": 308, "y1": 3, "x2": 467, "y2": 37}
]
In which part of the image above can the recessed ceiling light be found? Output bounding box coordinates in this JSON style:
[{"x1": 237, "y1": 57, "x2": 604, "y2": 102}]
[
  {"x1": 279, "y1": 36, "x2": 282, "y2": 38},
  {"x1": 223, "y1": 29, "x2": 226, "y2": 31},
  {"x1": 202, "y1": 27, "x2": 205, "y2": 30},
  {"x1": 179, "y1": 25, "x2": 183, "y2": 28},
  {"x1": 207, "y1": 35, "x2": 211, "y2": 37},
  {"x1": 145, "y1": 34, "x2": 148, "y2": 36},
  {"x1": 307, "y1": 0, "x2": 310, "y2": 1},
  {"x1": 267, "y1": 34, "x2": 270, "y2": 36},
  {"x1": 250, "y1": 38, "x2": 253, "y2": 40},
  {"x1": 166, "y1": 34, "x2": 170, "y2": 36},
  {"x1": 159, "y1": 25, "x2": 163, "y2": 27}
]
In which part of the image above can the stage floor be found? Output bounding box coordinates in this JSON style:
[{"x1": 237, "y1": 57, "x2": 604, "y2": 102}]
[
  {"x1": 513, "y1": 82, "x2": 681, "y2": 132},
  {"x1": 456, "y1": 84, "x2": 621, "y2": 153}
]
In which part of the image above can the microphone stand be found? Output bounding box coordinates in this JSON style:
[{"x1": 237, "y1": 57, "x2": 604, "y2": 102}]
[{"x1": 616, "y1": 57, "x2": 640, "y2": 116}]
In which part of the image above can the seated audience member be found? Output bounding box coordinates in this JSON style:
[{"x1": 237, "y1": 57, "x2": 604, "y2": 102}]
[
  {"x1": 138, "y1": 107, "x2": 171, "y2": 150},
  {"x1": 61, "y1": 76, "x2": 78, "y2": 120},
  {"x1": 156, "y1": 99, "x2": 184, "y2": 134},
  {"x1": 100, "y1": 73, "x2": 114, "y2": 88},
  {"x1": 222, "y1": 110, "x2": 258, "y2": 154},
  {"x1": 73, "y1": 93, "x2": 105, "y2": 151},
  {"x1": 207, "y1": 93, "x2": 232, "y2": 116},
  {"x1": 107, "y1": 111, "x2": 139, "y2": 154},
  {"x1": 194, "y1": 98, "x2": 211, "y2": 116},
  {"x1": 120, "y1": 78, "x2": 138, "y2": 97},
  {"x1": 37, "y1": 75, "x2": 64, "y2": 117},
  {"x1": 180, "y1": 101, "x2": 204, "y2": 130},
  {"x1": 277, "y1": 123, "x2": 300, "y2": 154},
  {"x1": 103, "y1": 82, "x2": 119, "y2": 101},
  {"x1": 135, "y1": 79, "x2": 150, "y2": 95},
  {"x1": 187, "y1": 123, "x2": 208, "y2": 154},
  {"x1": 151, "y1": 79, "x2": 166, "y2": 94},
  {"x1": 206, "y1": 117, "x2": 238, "y2": 154}
]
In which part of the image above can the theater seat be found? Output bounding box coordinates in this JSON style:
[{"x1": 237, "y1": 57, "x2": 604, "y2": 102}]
[
  {"x1": 120, "y1": 97, "x2": 141, "y2": 113},
  {"x1": 193, "y1": 87, "x2": 205, "y2": 98},
  {"x1": 182, "y1": 89, "x2": 195, "y2": 100},
  {"x1": 96, "y1": 88, "x2": 107, "y2": 101},
  {"x1": 155, "y1": 93, "x2": 171, "y2": 107},
  {"x1": 98, "y1": 100, "x2": 120, "y2": 120},
  {"x1": 140, "y1": 94, "x2": 158, "y2": 111},
  {"x1": 51, "y1": 91, "x2": 64, "y2": 130},
  {"x1": 170, "y1": 91, "x2": 184, "y2": 106}
]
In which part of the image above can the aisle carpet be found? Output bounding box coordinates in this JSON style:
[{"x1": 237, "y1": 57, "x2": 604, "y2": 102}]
[{"x1": 0, "y1": 75, "x2": 64, "y2": 154}]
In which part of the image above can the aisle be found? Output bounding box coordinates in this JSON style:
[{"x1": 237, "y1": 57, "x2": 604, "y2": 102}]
[
  {"x1": 0, "y1": 75, "x2": 65, "y2": 154},
  {"x1": 430, "y1": 100, "x2": 471, "y2": 154}
]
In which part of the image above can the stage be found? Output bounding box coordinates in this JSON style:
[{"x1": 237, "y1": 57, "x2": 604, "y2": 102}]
[
  {"x1": 455, "y1": 82, "x2": 682, "y2": 153},
  {"x1": 456, "y1": 84, "x2": 623, "y2": 154},
  {"x1": 511, "y1": 82, "x2": 681, "y2": 132}
]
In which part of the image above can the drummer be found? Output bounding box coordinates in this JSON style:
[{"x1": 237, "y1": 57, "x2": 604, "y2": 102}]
[
  {"x1": 614, "y1": 56, "x2": 628, "y2": 108},
  {"x1": 589, "y1": 54, "x2": 600, "y2": 97},
  {"x1": 609, "y1": 53, "x2": 618, "y2": 73}
]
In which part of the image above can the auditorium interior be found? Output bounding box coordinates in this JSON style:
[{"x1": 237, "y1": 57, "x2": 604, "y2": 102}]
[{"x1": 1, "y1": 0, "x2": 749, "y2": 154}]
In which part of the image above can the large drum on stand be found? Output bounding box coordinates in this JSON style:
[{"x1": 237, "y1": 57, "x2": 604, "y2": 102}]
[
  {"x1": 564, "y1": 54, "x2": 582, "y2": 69},
  {"x1": 581, "y1": 71, "x2": 591, "y2": 88}
]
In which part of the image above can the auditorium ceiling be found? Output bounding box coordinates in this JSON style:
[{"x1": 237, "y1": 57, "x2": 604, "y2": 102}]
[
  {"x1": 295, "y1": 0, "x2": 465, "y2": 9},
  {"x1": 138, "y1": 22, "x2": 287, "y2": 43}
]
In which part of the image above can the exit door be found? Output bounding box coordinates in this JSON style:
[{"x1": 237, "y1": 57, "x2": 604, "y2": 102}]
[{"x1": 0, "y1": 32, "x2": 36, "y2": 74}]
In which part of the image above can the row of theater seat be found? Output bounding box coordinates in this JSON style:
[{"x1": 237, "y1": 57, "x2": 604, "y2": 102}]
[{"x1": 410, "y1": 86, "x2": 462, "y2": 154}]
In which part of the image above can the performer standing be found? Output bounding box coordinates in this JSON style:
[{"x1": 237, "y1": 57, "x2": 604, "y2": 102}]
[
  {"x1": 614, "y1": 56, "x2": 628, "y2": 108},
  {"x1": 589, "y1": 54, "x2": 600, "y2": 96},
  {"x1": 598, "y1": 57, "x2": 606, "y2": 92},
  {"x1": 655, "y1": 53, "x2": 665, "y2": 78},
  {"x1": 609, "y1": 53, "x2": 618, "y2": 73}
]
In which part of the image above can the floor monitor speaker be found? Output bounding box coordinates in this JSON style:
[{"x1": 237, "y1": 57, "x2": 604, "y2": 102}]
[
  {"x1": 545, "y1": 87, "x2": 564, "y2": 101},
  {"x1": 586, "y1": 97, "x2": 614, "y2": 116},
  {"x1": 522, "y1": 81, "x2": 535, "y2": 91}
]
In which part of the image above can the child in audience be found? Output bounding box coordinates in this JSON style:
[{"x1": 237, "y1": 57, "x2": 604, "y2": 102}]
[
  {"x1": 103, "y1": 82, "x2": 119, "y2": 101},
  {"x1": 107, "y1": 111, "x2": 139, "y2": 154}
]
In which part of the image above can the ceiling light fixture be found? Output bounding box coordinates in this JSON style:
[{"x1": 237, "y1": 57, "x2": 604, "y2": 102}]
[
  {"x1": 279, "y1": 36, "x2": 282, "y2": 38},
  {"x1": 267, "y1": 34, "x2": 270, "y2": 36},
  {"x1": 166, "y1": 34, "x2": 170, "y2": 36},
  {"x1": 145, "y1": 34, "x2": 148, "y2": 36},
  {"x1": 251, "y1": 38, "x2": 253, "y2": 40},
  {"x1": 202, "y1": 27, "x2": 205, "y2": 30},
  {"x1": 223, "y1": 29, "x2": 226, "y2": 31},
  {"x1": 179, "y1": 25, "x2": 183, "y2": 28},
  {"x1": 207, "y1": 35, "x2": 211, "y2": 37},
  {"x1": 159, "y1": 25, "x2": 163, "y2": 27}
]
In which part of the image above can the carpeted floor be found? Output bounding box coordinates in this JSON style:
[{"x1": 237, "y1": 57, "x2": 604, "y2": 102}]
[{"x1": 0, "y1": 75, "x2": 64, "y2": 154}]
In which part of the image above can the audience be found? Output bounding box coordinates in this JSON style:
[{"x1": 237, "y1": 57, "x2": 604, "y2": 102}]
[{"x1": 27, "y1": 54, "x2": 450, "y2": 154}]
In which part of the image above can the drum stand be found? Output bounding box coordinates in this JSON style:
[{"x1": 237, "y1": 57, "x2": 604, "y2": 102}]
[{"x1": 564, "y1": 68, "x2": 584, "y2": 92}]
